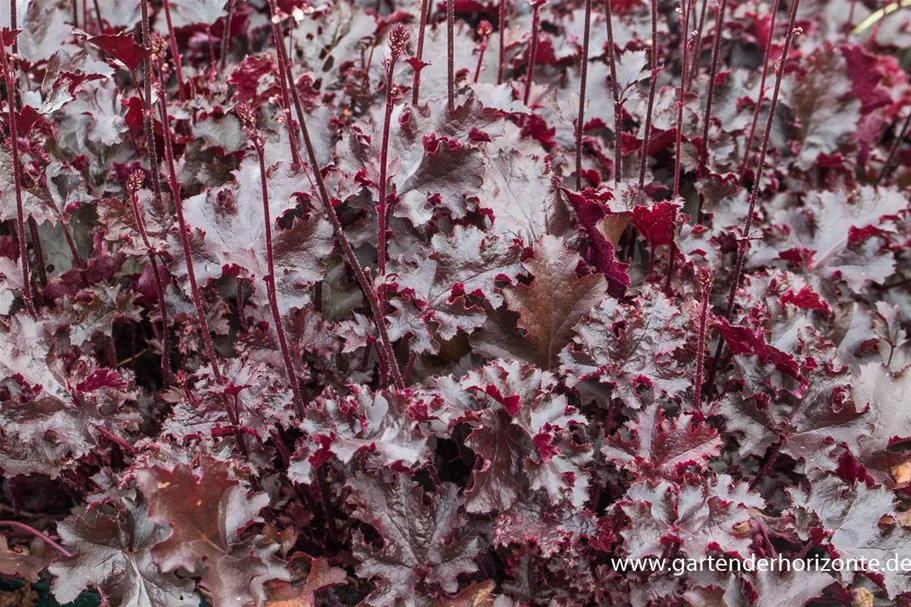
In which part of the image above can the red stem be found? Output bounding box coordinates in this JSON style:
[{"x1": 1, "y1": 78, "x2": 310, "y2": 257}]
[
  {"x1": 93, "y1": 423, "x2": 138, "y2": 455},
  {"x1": 668, "y1": 0, "x2": 693, "y2": 292},
  {"x1": 221, "y1": 0, "x2": 235, "y2": 69},
  {"x1": 497, "y1": 0, "x2": 507, "y2": 83},
  {"x1": 523, "y1": 3, "x2": 542, "y2": 106},
  {"x1": 673, "y1": 0, "x2": 692, "y2": 199},
  {"x1": 404, "y1": 350, "x2": 417, "y2": 383},
  {"x1": 129, "y1": 190, "x2": 172, "y2": 383},
  {"x1": 10, "y1": 0, "x2": 17, "y2": 54},
  {"x1": 0, "y1": 43, "x2": 36, "y2": 318},
  {"x1": 413, "y1": 0, "x2": 430, "y2": 105},
  {"x1": 687, "y1": 0, "x2": 709, "y2": 88},
  {"x1": 28, "y1": 218, "x2": 47, "y2": 289},
  {"x1": 157, "y1": 71, "x2": 250, "y2": 450},
  {"x1": 637, "y1": 0, "x2": 660, "y2": 188},
  {"x1": 697, "y1": 0, "x2": 731, "y2": 177},
  {"x1": 92, "y1": 0, "x2": 103, "y2": 33},
  {"x1": 605, "y1": 0, "x2": 622, "y2": 182},
  {"x1": 206, "y1": 25, "x2": 217, "y2": 82},
  {"x1": 692, "y1": 269, "x2": 712, "y2": 411},
  {"x1": 707, "y1": 0, "x2": 801, "y2": 388},
  {"x1": 270, "y1": 19, "x2": 303, "y2": 167},
  {"x1": 473, "y1": 38, "x2": 490, "y2": 83},
  {"x1": 251, "y1": 141, "x2": 306, "y2": 418},
  {"x1": 156, "y1": 77, "x2": 222, "y2": 384},
  {"x1": 161, "y1": 0, "x2": 188, "y2": 102},
  {"x1": 447, "y1": 0, "x2": 456, "y2": 110},
  {"x1": 575, "y1": 0, "x2": 593, "y2": 190},
  {"x1": 378, "y1": 56, "x2": 399, "y2": 280},
  {"x1": 0, "y1": 521, "x2": 72, "y2": 558},
  {"x1": 750, "y1": 439, "x2": 782, "y2": 488},
  {"x1": 847, "y1": 0, "x2": 858, "y2": 35},
  {"x1": 39, "y1": 178, "x2": 83, "y2": 269},
  {"x1": 272, "y1": 15, "x2": 405, "y2": 389},
  {"x1": 876, "y1": 109, "x2": 911, "y2": 186},
  {"x1": 739, "y1": 0, "x2": 782, "y2": 179},
  {"x1": 140, "y1": 0, "x2": 171, "y2": 384}
]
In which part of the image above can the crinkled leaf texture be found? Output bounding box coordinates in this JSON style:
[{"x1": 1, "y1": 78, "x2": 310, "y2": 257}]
[
  {"x1": 348, "y1": 473, "x2": 481, "y2": 607},
  {"x1": 4, "y1": 0, "x2": 911, "y2": 606},
  {"x1": 134, "y1": 457, "x2": 284, "y2": 607},
  {"x1": 50, "y1": 498, "x2": 196, "y2": 607}
]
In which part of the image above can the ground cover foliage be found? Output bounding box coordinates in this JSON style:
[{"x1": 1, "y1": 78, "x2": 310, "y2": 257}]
[{"x1": 0, "y1": 0, "x2": 910, "y2": 605}]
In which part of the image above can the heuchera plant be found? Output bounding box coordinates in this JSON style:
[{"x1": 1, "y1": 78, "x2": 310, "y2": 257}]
[{"x1": 1, "y1": 0, "x2": 911, "y2": 604}]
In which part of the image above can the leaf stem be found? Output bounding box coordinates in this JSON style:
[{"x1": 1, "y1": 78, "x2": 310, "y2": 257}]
[
  {"x1": 637, "y1": 0, "x2": 660, "y2": 188},
  {"x1": 750, "y1": 439, "x2": 782, "y2": 488},
  {"x1": 0, "y1": 41, "x2": 36, "y2": 318},
  {"x1": 0, "y1": 521, "x2": 72, "y2": 558},
  {"x1": 575, "y1": 0, "x2": 593, "y2": 190},
  {"x1": 739, "y1": 0, "x2": 782, "y2": 179}
]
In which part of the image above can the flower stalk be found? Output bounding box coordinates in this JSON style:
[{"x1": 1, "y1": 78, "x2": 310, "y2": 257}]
[
  {"x1": 692, "y1": 267, "x2": 713, "y2": 411},
  {"x1": 220, "y1": 0, "x2": 235, "y2": 69},
  {"x1": 637, "y1": 0, "x2": 660, "y2": 188},
  {"x1": 412, "y1": 0, "x2": 430, "y2": 105},
  {"x1": 707, "y1": 1, "x2": 802, "y2": 389},
  {"x1": 498, "y1": 0, "x2": 508, "y2": 83},
  {"x1": 238, "y1": 104, "x2": 306, "y2": 418},
  {"x1": 739, "y1": 0, "x2": 782, "y2": 178},
  {"x1": 161, "y1": 0, "x2": 188, "y2": 101},
  {"x1": 269, "y1": 11, "x2": 303, "y2": 167},
  {"x1": 270, "y1": 4, "x2": 406, "y2": 389},
  {"x1": 447, "y1": 0, "x2": 456, "y2": 110},
  {"x1": 523, "y1": 0, "x2": 545, "y2": 106},
  {"x1": 126, "y1": 171, "x2": 171, "y2": 383},
  {"x1": 378, "y1": 28, "x2": 409, "y2": 281},
  {"x1": 156, "y1": 76, "x2": 223, "y2": 385},
  {"x1": 876, "y1": 109, "x2": 911, "y2": 185},
  {"x1": 140, "y1": 0, "x2": 172, "y2": 383},
  {"x1": 605, "y1": 0, "x2": 622, "y2": 182},
  {"x1": 575, "y1": 0, "x2": 593, "y2": 190},
  {"x1": 473, "y1": 21, "x2": 494, "y2": 83},
  {"x1": 697, "y1": 0, "x2": 731, "y2": 176},
  {"x1": 0, "y1": 39, "x2": 36, "y2": 318}
]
